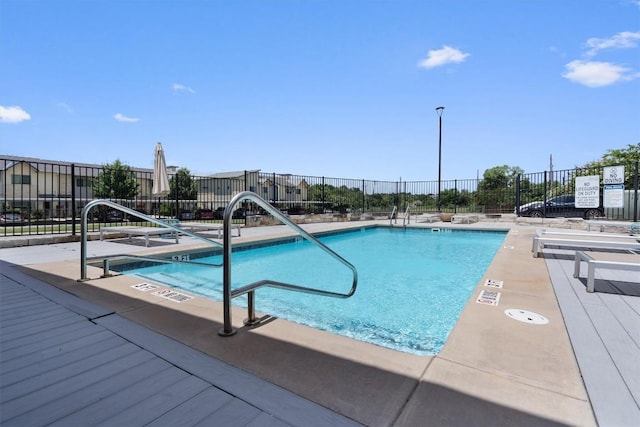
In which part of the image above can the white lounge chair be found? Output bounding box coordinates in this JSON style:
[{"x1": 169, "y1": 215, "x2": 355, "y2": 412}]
[
  {"x1": 179, "y1": 222, "x2": 242, "y2": 238},
  {"x1": 451, "y1": 214, "x2": 479, "y2": 224},
  {"x1": 573, "y1": 250, "x2": 640, "y2": 292},
  {"x1": 532, "y1": 229, "x2": 640, "y2": 258},
  {"x1": 100, "y1": 226, "x2": 180, "y2": 247}
]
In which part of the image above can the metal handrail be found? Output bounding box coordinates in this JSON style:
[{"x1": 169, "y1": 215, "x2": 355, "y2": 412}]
[
  {"x1": 80, "y1": 199, "x2": 222, "y2": 280},
  {"x1": 390, "y1": 205, "x2": 398, "y2": 225},
  {"x1": 219, "y1": 191, "x2": 358, "y2": 336},
  {"x1": 403, "y1": 205, "x2": 411, "y2": 226}
]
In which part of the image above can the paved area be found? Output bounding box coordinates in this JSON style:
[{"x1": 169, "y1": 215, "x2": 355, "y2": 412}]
[
  {"x1": 1, "y1": 264, "x2": 360, "y2": 426},
  {"x1": 1, "y1": 219, "x2": 639, "y2": 426}
]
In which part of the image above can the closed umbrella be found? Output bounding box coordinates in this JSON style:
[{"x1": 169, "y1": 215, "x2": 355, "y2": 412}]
[{"x1": 152, "y1": 142, "x2": 170, "y2": 197}]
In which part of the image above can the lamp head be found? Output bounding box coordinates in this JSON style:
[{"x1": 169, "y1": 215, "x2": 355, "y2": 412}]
[{"x1": 435, "y1": 106, "x2": 445, "y2": 116}]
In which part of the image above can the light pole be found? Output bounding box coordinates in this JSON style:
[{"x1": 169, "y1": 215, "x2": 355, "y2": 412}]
[{"x1": 436, "y1": 106, "x2": 445, "y2": 212}]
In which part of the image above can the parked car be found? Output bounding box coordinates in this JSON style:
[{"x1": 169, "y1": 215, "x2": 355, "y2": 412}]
[
  {"x1": 0, "y1": 213, "x2": 23, "y2": 225},
  {"x1": 212, "y1": 207, "x2": 226, "y2": 219},
  {"x1": 195, "y1": 209, "x2": 215, "y2": 219},
  {"x1": 515, "y1": 194, "x2": 603, "y2": 219},
  {"x1": 180, "y1": 210, "x2": 194, "y2": 220}
]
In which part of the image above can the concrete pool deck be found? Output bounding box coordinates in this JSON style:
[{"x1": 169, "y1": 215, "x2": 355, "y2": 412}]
[{"x1": 1, "y1": 219, "x2": 638, "y2": 426}]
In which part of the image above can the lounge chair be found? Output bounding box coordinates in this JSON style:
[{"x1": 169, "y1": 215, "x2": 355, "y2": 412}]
[
  {"x1": 415, "y1": 214, "x2": 441, "y2": 223},
  {"x1": 100, "y1": 226, "x2": 180, "y2": 247},
  {"x1": 573, "y1": 250, "x2": 640, "y2": 292},
  {"x1": 532, "y1": 229, "x2": 640, "y2": 258},
  {"x1": 178, "y1": 222, "x2": 242, "y2": 238},
  {"x1": 451, "y1": 214, "x2": 479, "y2": 224}
]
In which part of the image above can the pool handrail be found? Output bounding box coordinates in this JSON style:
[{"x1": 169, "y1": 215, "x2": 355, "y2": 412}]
[
  {"x1": 80, "y1": 199, "x2": 223, "y2": 280},
  {"x1": 219, "y1": 191, "x2": 358, "y2": 337},
  {"x1": 403, "y1": 205, "x2": 410, "y2": 226},
  {"x1": 86, "y1": 253, "x2": 222, "y2": 278}
]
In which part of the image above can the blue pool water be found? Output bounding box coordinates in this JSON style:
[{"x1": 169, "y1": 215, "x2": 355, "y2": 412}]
[{"x1": 122, "y1": 227, "x2": 506, "y2": 355}]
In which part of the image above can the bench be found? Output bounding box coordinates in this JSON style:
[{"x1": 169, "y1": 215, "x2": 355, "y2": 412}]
[
  {"x1": 451, "y1": 214, "x2": 479, "y2": 224},
  {"x1": 573, "y1": 250, "x2": 640, "y2": 292},
  {"x1": 99, "y1": 227, "x2": 180, "y2": 247},
  {"x1": 415, "y1": 214, "x2": 441, "y2": 223},
  {"x1": 179, "y1": 222, "x2": 242, "y2": 239},
  {"x1": 531, "y1": 231, "x2": 640, "y2": 258}
]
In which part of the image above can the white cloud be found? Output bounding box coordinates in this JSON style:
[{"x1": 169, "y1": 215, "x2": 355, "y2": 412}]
[
  {"x1": 113, "y1": 113, "x2": 140, "y2": 123},
  {"x1": 0, "y1": 105, "x2": 31, "y2": 123},
  {"x1": 585, "y1": 31, "x2": 640, "y2": 57},
  {"x1": 172, "y1": 83, "x2": 195, "y2": 94},
  {"x1": 418, "y1": 45, "x2": 470, "y2": 69},
  {"x1": 563, "y1": 30, "x2": 640, "y2": 87},
  {"x1": 57, "y1": 102, "x2": 73, "y2": 113},
  {"x1": 562, "y1": 60, "x2": 635, "y2": 87}
]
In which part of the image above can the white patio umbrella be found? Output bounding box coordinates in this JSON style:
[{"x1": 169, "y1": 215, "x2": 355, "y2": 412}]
[{"x1": 152, "y1": 142, "x2": 171, "y2": 197}]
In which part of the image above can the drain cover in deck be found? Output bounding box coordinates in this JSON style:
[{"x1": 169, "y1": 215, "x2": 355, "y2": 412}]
[{"x1": 504, "y1": 309, "x2": 549, "y2": 325}]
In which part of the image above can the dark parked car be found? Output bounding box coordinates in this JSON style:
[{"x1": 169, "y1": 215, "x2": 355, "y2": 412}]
[
  {"x1": 212, "y1": 207, "x2": 226, "y2": 220},
  {"x1": 515, "y1": 194, "x2": 603, "y2": 219},
  {"x1": 195, "y1": 209, "x2": 215, "y2": 219}
]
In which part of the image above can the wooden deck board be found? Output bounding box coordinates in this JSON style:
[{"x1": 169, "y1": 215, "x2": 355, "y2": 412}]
[
  {"x1": 146, "y1": 388, "x2": 235, "y2": 427},
  {"x1": 0, "y1": 262, "x2": 362, "y2": 427},
  {"x1": 545, "y1": 252, "x2": 640, "y2": 426},
  {"x1": 49, "y1": 364, "x2": 189, "y2": 426},
  {"x1": 195, "y1": 398, "x2": 262, "y2": 426},
  {"x1": 3, "y1": 356, "x2": 168, "y2": 427},
  {"x1": 1, "y1": 334, "x2": 124, "y2": 386},
  {"x1": 94, "y1": 375, "x2": 212, "y2": 427},
  {"x1": 1, "y1": 321, "x2": 100, "y2": 356}
]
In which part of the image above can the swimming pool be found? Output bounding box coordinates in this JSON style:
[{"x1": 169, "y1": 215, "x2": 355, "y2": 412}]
[{"x1": 120, "y1": 226, "x2": 506, "y2": 355}]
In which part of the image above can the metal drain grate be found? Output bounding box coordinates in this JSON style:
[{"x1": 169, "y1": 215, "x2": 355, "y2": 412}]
[{"x1": 504, "y1": 309, "x2": 549, "y2": 325}]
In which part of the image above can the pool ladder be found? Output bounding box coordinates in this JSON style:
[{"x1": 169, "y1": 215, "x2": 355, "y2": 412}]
[
  {"x1": 218, "y1": 191, "x2": 358, "y2": 336},
  {"x1": 78, "y1": 195, "x2": 358, "y2": 339},
  {"x1": 79, "y1": 199, "x2": 224, "y2": 281}
]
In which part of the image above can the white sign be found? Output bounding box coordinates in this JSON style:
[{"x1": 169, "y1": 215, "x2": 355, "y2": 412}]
[
  {"x1": 603, "y1": 165, "x2": 624, "y2": 185},
  {"x1": 575, "y1": 175, "x2": 600, "y2": 208},
  {"x1": 604, "y1": 185, "x2": 624, "y2": 208}
]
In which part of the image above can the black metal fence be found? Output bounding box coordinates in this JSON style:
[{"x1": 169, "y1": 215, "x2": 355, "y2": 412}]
[{"x1": 1, "y1": 156, "x2": 638, "y2": 237}]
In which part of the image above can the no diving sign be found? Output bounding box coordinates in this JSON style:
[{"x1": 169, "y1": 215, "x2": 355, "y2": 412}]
[{"x1": 603, "y1": 165, "x2": 624, "y2": 185}]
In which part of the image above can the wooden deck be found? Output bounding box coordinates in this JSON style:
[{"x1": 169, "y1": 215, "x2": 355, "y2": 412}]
[
  {"x1": 543, "y1": 249, "x2": 640, "y2": 426},
  {"x1": 0, "y1": 261, "x2": 361, "y2": 427}
]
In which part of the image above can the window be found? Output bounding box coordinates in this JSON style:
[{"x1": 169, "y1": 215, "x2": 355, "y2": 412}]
[
  {"x1": 11, "y1": 174, "x2": 31, "y2": 185},
  {"x1": 76, "y1": 177, "x2": 88, "y2": 187}
]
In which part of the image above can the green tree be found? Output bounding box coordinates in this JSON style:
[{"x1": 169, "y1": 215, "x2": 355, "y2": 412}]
[
  {"x1": 170, "y1": 168, "x2": 198, "y2": 200},
  {"x1": 579, "y1": 143, "x2": 640, "y2": 189},
  {"x1": 93, "y1": 159, "x2": 139, "y2": 199},
  {"x1": 477, "y1": 165, "x2": 523, "y2": 210}
]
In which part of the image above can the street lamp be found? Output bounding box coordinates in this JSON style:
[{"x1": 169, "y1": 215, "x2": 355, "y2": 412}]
[{"x1": 435, "y1": 106, "x2": 445, "y2": 212}]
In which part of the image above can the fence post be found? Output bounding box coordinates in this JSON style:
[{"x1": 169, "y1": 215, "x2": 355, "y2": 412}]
[
  {"x1": 322, "y1": 177, "x2": 325, "y2": 213},
  {"x1": 71, "y1": 164, "x2": 76, "y2": 235},
  {"x1": 634, "y1": 161, "x2": 639, "y2": 222},
  {"x1": 543, "y1": 171, "x2": 548, "y2": 216},
  {"x1": 515, "y1": 174, "x2": 521, "y2": 215}
]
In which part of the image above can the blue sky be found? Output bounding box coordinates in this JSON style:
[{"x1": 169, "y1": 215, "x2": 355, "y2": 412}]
[{"x1": 1, "y1": 0, "x2": 639, "y2": 181}]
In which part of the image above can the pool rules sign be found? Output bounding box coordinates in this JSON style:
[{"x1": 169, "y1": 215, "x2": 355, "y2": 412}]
[
  {"x1": 603, "y1": 165, "x2": 625, "y2": 208},
  {"x1": 574, "y1": 175, "x2": 600, "y2": 208}
]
